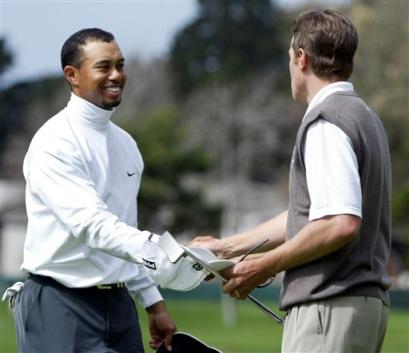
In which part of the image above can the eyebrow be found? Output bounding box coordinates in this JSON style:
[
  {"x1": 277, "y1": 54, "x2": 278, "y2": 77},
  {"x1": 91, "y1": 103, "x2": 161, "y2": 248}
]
[{"x1": 94, "y1": 58, "x2": 125, "y2": 66}]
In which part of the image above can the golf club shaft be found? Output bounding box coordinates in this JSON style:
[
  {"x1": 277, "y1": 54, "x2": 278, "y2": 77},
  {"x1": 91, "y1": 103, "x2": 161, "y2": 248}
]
[
  {"x1": 248, "y1": 294, "x2": 284, "y2": 325},
  {"x1": 180, "y1": 245, "x2": 284, "y2": 324}
]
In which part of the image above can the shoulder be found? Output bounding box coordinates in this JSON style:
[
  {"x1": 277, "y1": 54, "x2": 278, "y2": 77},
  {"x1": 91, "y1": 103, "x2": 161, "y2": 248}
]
[
  {"x1": 306, "y1": 120, "x2": 352, "y2": 152},
  {"x1": 308, "y1": 119, "x2": 348, "y2": 138},
  {"x1": 28, "y1": 109, "x2": 77, "y2": 157},
  {"x1": 320, "y1": 92, "x2": 370, "y2": 121},
  {"x1": 301, "y1": 92, "x2": 370, "y2": 136},
  {"x1": 109, "y1": 122, "x2": 138, "y2": 149}
]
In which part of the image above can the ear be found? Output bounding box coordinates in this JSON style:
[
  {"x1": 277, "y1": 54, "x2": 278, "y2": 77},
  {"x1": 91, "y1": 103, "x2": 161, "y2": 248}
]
[
  {"x1": 297, "y1": 48, "x2": 309, "y2": 71},
  {"x1": 63, "y1": 65, "x2": 79, "y2": 87}
]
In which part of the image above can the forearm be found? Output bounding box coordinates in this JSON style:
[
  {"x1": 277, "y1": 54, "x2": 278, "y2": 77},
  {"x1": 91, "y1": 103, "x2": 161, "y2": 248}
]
[
  {"x1": 221, "y1": 210, "x2": 288, "y2": 258},
  {"x1": 261, "y1": 214, "x2": 361, "y2": 276}
]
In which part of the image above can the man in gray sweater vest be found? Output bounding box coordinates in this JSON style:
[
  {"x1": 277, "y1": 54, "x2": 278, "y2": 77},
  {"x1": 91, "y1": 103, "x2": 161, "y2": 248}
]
[{"x1": 190, "y1": 9, "x2": 392, "y2": 353}]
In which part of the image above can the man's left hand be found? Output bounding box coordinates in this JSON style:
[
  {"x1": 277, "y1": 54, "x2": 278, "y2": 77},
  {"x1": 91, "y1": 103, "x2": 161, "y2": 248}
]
[
  {"x1": 146, "y1": 301, "x2": 176, "y2": 351},
  {"x1": 221, "y1": 257, "x2": 271, "y2": 299}
]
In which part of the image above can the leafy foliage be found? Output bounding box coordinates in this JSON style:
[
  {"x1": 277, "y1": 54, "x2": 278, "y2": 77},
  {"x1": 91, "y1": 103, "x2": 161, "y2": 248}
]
[
  {"x1": 124, "y1": 108, "x2": 222, "y2": 235},
  {"x1": 169, "y1": 0, "x2": 288, "y2": 94},
  {"x1": 349, "y1": 0, "x2": 409, "y2": 236},
  {"x1": 0, "y1": 38, "x2": 13, "y2": 77},
  {"x1": 0, "y1": 77, "x2": 64, "y2": 161}
]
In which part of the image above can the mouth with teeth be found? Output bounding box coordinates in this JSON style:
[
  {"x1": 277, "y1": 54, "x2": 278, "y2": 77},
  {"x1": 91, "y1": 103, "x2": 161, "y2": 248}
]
[{"x1": 105, "y1": 86, "x2": 123, "y2": 98}]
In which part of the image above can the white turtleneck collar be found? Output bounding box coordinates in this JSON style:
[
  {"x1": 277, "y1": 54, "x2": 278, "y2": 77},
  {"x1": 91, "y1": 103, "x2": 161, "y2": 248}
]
[{"x1": 66, "y1": 93, "x2": 115, "y2": 129}]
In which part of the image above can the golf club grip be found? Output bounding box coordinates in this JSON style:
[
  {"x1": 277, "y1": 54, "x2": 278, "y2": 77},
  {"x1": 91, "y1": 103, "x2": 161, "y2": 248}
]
[{"x1": 248, "y1": 294, "x2": 284, "y2": 325}]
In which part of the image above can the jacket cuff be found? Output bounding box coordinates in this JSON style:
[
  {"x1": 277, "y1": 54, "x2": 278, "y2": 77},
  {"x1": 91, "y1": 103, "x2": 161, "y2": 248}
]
[{"x1": 132, "y1": 285, "x2": 163, "y2": 309}]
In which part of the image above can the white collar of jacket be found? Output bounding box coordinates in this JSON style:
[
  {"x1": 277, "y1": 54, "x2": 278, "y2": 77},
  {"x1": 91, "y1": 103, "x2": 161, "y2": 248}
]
[{"x1": 67, "y1": 93, "x2": 115, "y2": 130}]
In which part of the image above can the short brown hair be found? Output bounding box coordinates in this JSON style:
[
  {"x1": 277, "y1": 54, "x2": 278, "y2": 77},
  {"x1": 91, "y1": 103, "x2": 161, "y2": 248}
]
[{"x1": 292, "y1": 9, "x2": 358, "y2": 80}]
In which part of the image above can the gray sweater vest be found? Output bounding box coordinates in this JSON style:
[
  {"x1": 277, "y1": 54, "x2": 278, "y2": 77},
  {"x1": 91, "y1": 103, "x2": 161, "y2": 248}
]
[{"x1": 280, "y1": 91, "x2": 392, "y2": 311}]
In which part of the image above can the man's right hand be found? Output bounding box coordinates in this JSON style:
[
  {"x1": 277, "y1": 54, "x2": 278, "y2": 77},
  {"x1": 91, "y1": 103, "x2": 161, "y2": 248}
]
[{"x1": 142, "y1": 234, "x2": 209, "y2": 291}]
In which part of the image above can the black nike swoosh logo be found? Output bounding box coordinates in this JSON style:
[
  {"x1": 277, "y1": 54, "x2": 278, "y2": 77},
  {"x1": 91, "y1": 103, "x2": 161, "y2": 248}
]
[{"x1": 127, "y1": 171, "x2": 136, "y2": 177}]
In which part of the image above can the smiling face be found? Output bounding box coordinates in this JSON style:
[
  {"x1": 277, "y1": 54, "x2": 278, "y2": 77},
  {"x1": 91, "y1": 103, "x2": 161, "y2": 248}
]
[{"x1": 64, "y1": 40, "x2": 126, "y2": 109}]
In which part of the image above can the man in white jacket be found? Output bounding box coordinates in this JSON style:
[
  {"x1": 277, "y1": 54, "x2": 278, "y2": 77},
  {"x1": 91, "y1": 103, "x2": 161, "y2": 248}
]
[{"x1": 9, "y1": 28, "x2": 189, "y2": 353}]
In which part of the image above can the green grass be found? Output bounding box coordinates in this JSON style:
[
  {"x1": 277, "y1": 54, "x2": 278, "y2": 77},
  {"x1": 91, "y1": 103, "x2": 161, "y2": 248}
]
[{"x1": 1, "y1": 299, "x2": 408, "y2": 353}]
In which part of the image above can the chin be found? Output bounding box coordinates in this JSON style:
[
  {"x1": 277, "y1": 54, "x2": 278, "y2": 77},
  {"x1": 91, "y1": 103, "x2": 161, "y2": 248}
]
[{"x1": 103, "y1": 99, "x2": 121, "y2": 109}]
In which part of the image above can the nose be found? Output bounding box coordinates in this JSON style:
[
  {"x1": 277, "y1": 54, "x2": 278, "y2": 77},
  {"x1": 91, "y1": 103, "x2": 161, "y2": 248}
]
[{"x1": 109, "y1": 67, "x2": 124, "y2": 81}]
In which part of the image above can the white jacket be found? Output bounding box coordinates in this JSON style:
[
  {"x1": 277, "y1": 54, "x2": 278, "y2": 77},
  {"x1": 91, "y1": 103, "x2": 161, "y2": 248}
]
[{"x1": 22, "y1": 93, "x2": 162, "y2": 308}]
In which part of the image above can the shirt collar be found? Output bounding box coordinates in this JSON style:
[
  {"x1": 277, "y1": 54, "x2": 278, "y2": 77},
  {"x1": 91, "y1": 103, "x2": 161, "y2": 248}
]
[
  {"x1": 66, "y1": 93, "x2": 115, "y2": 129},
  {"x1": 304, "y1": 81, "x2": 354, "y2": 118}
]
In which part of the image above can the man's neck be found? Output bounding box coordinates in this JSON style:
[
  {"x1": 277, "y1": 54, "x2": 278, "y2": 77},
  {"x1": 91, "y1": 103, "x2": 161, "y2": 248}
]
[{"x1": 306, "y1": 76, "x2": 339, "y2": 104}]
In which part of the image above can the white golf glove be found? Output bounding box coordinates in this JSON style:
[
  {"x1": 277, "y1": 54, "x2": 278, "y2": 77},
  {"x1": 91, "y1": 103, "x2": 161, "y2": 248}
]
[
  {"x1": 142, "y1": 232, "x2": 209, "y2": 291},
  {"x1": 2, "y1": 281, "x2": 24, "y2": 308}
]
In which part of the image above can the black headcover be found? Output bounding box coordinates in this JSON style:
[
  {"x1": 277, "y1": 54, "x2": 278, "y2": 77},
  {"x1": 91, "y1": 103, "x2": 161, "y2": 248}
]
[{"x1": 156, "y1": 332, "x2": 222, "y2": 353}]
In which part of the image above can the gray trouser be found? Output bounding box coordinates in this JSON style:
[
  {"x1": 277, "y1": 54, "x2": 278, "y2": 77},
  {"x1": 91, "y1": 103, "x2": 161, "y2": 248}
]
[
  {"x1": 12, "y1": 274, "x2": 145, "y2": 353},
  {"x1": 282, "y1": 296, "x2": 389, "y2": 353}
]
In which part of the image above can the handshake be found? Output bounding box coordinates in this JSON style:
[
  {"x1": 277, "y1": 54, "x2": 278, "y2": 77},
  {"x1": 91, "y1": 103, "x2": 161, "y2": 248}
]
[
  {"x1": 142, "y1": 232, "x2": 233, "y2": 291},
  {"x1": 143, "y1": 232, "x2": 284, "y2": 324}
]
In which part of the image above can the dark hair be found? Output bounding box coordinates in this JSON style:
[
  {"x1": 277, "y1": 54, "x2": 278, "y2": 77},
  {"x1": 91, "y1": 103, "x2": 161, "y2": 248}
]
[
  {"x1": 292, "y1": 9, "x2": 358, "y2": 80},
  {"x1": 61, "y1": 28, "x2": 114, "y2": 69}
]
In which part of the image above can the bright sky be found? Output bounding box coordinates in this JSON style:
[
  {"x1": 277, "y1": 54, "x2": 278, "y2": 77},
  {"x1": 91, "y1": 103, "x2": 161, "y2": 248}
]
[
  {"x1": 0, "y1": 0, "x2": 199, "y2": 86},
  {"x1": 0, "y1": 0, "x2": 349, "y2": 87}
]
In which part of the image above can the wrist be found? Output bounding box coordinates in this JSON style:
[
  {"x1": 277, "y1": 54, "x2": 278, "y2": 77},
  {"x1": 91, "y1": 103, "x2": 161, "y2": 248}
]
[
  {"x1": 261, "y1": 249, "x2": 282, "y2": 277},
  {"x1": 146, "y1": 300, "x2": 167, "y2": 314},
  {"x1": 219, "y1": 237, "x2": 237, "y2": 258},
  {"x1": 222, "y1": 233, "x2": 250, "y2": 258}
]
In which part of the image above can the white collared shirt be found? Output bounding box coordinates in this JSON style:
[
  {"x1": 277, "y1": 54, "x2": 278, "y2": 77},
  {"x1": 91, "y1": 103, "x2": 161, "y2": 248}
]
[
  {"x1": 22, "y1": 93, "x2": 162, "y2": 307},
  {"x1": 304, "y1": 82, "x2": 362, "y2": 221}
]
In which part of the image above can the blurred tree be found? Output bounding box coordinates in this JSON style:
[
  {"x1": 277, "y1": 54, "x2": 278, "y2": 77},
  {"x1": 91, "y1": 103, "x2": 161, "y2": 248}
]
[
  {"x1": 169, "y1": 0, "x2": 288, "y2": 94},
  {"x1": 0, "y1": 77, "x2": 65, "y2": 175},
  {"x1": 124, "y1": 108, "x2": 222, "y2": 236},
  {"x1": 349, "y1": 0, "x2": 409, "y2": 237},
  {"x1": 0, "y1": 38, "x2": 13, "y2": 77},
  {"x1": 0, "y1": 37, "x2": 15, "y2": 161},
  {"x1": 181, "y1": 71, "x2": 301, "y2": 184}
]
